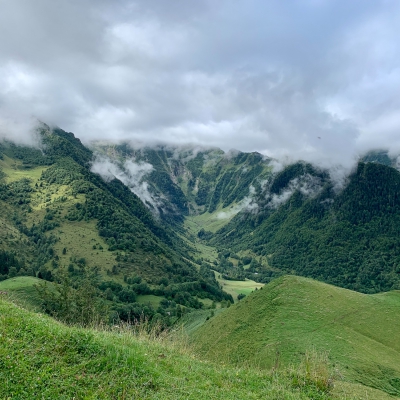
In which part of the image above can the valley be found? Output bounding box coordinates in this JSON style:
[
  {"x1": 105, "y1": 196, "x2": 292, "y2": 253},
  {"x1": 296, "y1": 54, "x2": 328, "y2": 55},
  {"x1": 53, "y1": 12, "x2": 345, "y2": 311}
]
[{"x1": 1, "y1": 126, "x2": 400, "y2": 398}]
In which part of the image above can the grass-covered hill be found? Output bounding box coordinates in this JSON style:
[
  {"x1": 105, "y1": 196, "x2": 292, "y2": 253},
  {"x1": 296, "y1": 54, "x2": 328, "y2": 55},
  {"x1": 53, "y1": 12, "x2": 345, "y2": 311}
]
[
  {"x1": 191, "y1": 275, "x2": 400, "y2": 397},
  {"x1": 0, "y1": 294, "x2": 396, "y2": 400},
  {"x1": 0, "y1": 276, "x2": 44, "y2": 311}
]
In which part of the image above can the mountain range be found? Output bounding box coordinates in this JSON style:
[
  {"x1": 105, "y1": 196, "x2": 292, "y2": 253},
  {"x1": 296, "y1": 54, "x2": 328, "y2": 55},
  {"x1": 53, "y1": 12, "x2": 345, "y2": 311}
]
[
  {"x1": 92, "y1": 139, "x2": 400, "y2": 294},
  {"x1": 2, "y1": 125, "x2": 400, "y2": 397}
]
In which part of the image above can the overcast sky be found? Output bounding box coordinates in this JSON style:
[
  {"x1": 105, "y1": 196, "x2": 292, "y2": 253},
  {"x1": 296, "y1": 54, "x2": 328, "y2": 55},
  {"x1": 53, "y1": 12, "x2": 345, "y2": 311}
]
[{"x1": 1, "y1": 0, "x2": 400, "y2": 169}]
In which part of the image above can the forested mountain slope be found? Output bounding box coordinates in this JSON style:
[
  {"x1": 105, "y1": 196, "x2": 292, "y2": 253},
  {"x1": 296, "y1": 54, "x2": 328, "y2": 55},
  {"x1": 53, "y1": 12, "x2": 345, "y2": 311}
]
[
  {"x1": 92, "y1": 143, "x2": 272, "y2": 221},
  {"x1": 0, "y1": 126, "x2": 231, "y2": 325},
  {"x1": 2, "y1": 126, "x2": 400, "y2": 312},
  {"x1": 92, "y1": 141, "x2": 400, "y2": 294},
  {"x1": 212, "y1": 161, "x2": 400, "y2": 293}
]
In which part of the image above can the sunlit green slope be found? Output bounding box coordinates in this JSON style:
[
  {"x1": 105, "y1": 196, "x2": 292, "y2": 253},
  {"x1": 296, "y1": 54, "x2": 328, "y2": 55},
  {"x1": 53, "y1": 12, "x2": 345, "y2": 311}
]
[{"x1": 191, "y1": 275, "x2": 400, "y2": 397}]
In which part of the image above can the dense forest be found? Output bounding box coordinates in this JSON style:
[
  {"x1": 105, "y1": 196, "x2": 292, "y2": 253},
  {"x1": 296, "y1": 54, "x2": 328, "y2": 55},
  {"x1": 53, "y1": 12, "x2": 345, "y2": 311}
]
[{"x1": 211, "y1": 161, "x2": 400, "y2": 293}]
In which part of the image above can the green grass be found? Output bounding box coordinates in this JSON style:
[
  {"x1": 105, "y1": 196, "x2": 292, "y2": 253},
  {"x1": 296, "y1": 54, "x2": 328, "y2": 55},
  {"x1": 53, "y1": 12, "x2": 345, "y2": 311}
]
[
  {"x1": 198, "y1": 297, "x2": 214, "y2": 307},
  {"x1": 214, "y1": 271, "x2": 264, "y2": 301},
  {"x1": 0, "y1": 155, "x2": 48, "y2": 183},
  {"x1": 184, "y1": 206, "x2": 248, "y2": 264},
  {"x1": 179, "y1": 308, "x2": 225, "y2": 336},
  {"x1": 183, "y1": 201, "x2": 241, "y2": 264},
  {"x1": 53, "y1": 219, "x2": 117, "y2": 279},
  {"x1": 185, "y1": 204, "x2": 241, "y2": 234},
  {"x1": 0, "y1": 276, "x2": 46, "y2": 311},
  {"x1": 136, "y1": 294, "x2": 165, "y2": 308},
  {"x1": 0, "y1": 296, "x2": 358, "y2": 399},
  {"x1": 0, "y1": 276, "x2": 42, "y2": 290},
  {"x1": 191, "y1": 275, "x2": 400, "y2": 397},
  {"x1": 182, "y1": 218, "x2": 219, "y2": 260}
]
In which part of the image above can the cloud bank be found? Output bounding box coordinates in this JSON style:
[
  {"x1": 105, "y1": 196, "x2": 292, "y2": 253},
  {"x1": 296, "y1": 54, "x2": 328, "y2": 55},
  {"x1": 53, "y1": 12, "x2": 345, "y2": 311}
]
[
  {"x1": 216, "y1": 186, "x2": 259, "y2": 220},
  {"x1": 1, "y1": 0, "x2": 400, "y2": 170},
  {"x1": 267, "y1": 174, "x2": 324, "y2": 209},
  {"x1": 91, "y1": 156, "x2": 160, "y2": 211}
]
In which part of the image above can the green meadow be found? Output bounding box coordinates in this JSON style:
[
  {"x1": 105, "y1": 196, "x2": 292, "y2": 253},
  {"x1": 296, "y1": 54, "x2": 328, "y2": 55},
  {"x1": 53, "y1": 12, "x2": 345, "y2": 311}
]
[
  {"x1": 185, "y1": 204, "x2": 240, "y2": 234},
  {"x1": 0, "y1": 276, "x2": 45, "y2": 311},
  {"x1": 213, "y1": 271, "x2": 264, "y2": 300},
  {"x1": 0, "y1": 155, "x2": 48, "y2": 183},
  {"x1": 191, "y1": 275, "x2": 400, "y2": 397},
  {"x1": 1, "y1": 295, "x2": 395, "y2": 400}
]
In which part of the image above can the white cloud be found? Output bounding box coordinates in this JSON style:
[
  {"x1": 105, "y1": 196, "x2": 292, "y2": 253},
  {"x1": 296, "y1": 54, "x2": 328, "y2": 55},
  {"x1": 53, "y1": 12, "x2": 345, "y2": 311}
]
[
  {"x1": 91, "y1": 156, "x2": 160, "y2": 212},
  {"x1": 0, "y1": 0, "x2": 400, "y2": 173},
  {"x1": 267, "y1": 174, "x2": 324, "y2": 209},
  {"x1": 216, "y1": 186, "x2": 259, "y2": 219}
]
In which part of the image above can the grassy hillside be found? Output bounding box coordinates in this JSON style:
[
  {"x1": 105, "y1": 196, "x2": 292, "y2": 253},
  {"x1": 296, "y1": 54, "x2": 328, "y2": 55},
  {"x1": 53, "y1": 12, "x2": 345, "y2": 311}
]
[
  {"x1": 0, "y1": 296, "x2": 348, "y2": 399},
  {"x1": 0, "y1": 276, "x2": 45, "y2": 310},
  {"x1": 0, "y1": 130, "x2": 180, "y2": 281},
  {"x1": 191, "y1": 275, "x2": 400, "y2": 397}
]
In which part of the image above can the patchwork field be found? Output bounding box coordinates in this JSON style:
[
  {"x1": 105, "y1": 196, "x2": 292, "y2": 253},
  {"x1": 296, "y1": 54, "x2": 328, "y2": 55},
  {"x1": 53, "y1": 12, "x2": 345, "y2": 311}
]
[{"x1": 214, "y1": 271, "x2": 264, "y2": 300}]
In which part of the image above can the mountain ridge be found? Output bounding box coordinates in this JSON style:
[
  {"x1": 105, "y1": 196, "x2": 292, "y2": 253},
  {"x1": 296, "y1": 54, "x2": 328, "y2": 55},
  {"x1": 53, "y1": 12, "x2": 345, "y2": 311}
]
[
  {"x1": 0, "y1": 127, "x2": 233, "y2": 326},
  {"x1": 2, "y1": 126, "x2": 400, "y2": 310},
  {"x1": 90, "y1": 140, "x2": 400, "y2": 293}
]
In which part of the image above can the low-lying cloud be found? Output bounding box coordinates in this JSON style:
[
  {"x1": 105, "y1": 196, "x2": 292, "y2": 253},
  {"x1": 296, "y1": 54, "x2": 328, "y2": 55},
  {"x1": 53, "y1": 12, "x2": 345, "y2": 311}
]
[
  {"x1": 267, "y1": 174, "x2": 324, "y2": 209},
  {"x1": 217, "y1": 186, "x2": 259, "y2": 220},
  {"x1": 0, "y1": 115, "x2": 42, "y2": 147},
  {"x1": 91, "y1": 156, "x2": 160, "y2": 212},
  {"x1": 1, "y1": 0, "x2": 400, "y2": 175}
]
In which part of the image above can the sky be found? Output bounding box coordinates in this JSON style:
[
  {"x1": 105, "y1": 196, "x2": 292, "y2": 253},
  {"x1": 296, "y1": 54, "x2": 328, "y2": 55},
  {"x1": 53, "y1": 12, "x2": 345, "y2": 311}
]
[{"x1": 1, "y1": 0, "x2": 400, "y2": 170}]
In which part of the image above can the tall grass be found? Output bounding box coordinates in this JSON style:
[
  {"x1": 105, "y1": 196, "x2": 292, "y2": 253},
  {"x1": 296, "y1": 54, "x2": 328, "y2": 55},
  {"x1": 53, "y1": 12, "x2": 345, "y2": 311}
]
[
  {"x1": 3, "y1": 295, "x2": 396, "y2": 398},
  {"x1": 289, "y1": 350, "x2": 339, "y2": 394}
]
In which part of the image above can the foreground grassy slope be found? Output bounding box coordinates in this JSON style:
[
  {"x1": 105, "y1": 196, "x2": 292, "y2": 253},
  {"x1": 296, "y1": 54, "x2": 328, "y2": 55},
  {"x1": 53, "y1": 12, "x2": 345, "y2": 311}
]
[
  {"x1": 192, "y1": 275, "x2": 400, "y2": 397},
  {"x1": 0, "y1": 296, "x2": 364, "y2": 400}
]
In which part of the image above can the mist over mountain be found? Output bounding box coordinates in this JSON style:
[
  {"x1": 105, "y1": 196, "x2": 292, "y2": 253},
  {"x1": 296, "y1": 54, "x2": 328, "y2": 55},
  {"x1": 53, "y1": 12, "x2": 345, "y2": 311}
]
[
  {"x1": 2, "y1": 2, "x2": 400, "y2": 398},
  {"x1": 2, "y1": 126, "x2": 400, "y2": 399},
  {"x1": 2, "y1": 1, "x2": 400, "y2": 179}
]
